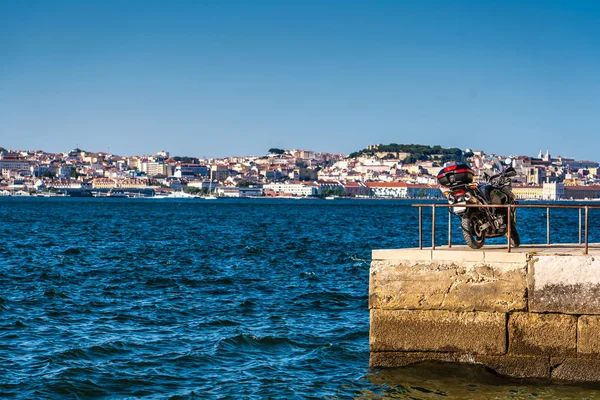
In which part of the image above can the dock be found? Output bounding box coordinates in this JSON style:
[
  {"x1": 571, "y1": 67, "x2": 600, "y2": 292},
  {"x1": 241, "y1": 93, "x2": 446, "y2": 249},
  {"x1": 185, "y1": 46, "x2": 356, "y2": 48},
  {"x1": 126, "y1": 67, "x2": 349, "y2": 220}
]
[{"x1": 370, "y1": 245, "x2": 600, "y2": 381}]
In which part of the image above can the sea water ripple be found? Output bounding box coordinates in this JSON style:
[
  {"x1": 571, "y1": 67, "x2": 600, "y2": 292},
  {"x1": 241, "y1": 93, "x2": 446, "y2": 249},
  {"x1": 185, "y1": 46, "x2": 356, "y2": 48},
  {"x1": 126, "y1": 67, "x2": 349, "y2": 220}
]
[{"x1": 1, "y1": 197, "x2": 600, "y2": 399}]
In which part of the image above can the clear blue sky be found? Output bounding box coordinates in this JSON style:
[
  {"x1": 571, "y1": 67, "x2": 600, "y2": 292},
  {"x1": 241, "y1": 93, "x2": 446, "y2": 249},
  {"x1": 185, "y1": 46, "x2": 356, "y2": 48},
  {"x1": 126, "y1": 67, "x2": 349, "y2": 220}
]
[{"x1": 1, "y1": 0, "x2": 599, "y2": 160}]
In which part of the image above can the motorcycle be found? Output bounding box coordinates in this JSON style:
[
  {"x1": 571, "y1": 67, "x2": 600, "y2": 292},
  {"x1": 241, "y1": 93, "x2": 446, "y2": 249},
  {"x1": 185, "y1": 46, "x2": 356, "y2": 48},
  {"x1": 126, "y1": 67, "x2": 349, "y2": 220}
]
[{"x1": 437, "y1": 157, "x2": 520, "y2": 249}]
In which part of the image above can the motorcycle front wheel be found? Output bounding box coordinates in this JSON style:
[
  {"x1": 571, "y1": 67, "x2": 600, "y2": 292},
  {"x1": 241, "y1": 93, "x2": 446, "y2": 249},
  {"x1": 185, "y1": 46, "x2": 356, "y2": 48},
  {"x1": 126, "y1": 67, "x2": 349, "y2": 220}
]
[{"x1": 461, "y1": 213, "x2": 486, "y2": 249}]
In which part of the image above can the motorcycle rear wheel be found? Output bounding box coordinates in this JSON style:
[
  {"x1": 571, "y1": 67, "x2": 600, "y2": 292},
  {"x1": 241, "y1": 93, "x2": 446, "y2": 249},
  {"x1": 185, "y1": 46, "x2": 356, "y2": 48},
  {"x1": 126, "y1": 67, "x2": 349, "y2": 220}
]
[{"x1": 461, "y1": 214, "x2": 486, "y2": 249}]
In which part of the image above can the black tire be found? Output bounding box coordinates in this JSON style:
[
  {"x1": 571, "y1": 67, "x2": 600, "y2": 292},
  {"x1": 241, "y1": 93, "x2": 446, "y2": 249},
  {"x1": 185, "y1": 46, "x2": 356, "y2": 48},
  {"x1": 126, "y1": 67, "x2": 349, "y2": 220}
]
[
  {"x1": 461, "y1": 213, "x2": 486, "y2": 249},
  {"x1": 507, "y1": 220, "x2": 520, "y2": 247}
]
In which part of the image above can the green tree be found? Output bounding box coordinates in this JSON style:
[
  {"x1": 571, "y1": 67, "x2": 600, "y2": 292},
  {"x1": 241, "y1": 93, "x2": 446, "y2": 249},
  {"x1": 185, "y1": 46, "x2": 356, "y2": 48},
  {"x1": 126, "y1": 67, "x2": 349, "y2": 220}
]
[
  {"x1": 268, "y1": 148, "x2": 286, "y2": 155},
  {"x1": 173, "y1": 156, "x2": 200, "y2": 163},
  {"x1": 184, "y1": 186, "x2": 203, "y2": 194},
  {"x1": 403, "y1": 155, "x2": 417, "y2": 164},
  {"x1": 349, "y1": 143, "x2": 462, "y2": 162},
  {"x1": 321, "y1": 187, "x2": 343, "y2": 197}
]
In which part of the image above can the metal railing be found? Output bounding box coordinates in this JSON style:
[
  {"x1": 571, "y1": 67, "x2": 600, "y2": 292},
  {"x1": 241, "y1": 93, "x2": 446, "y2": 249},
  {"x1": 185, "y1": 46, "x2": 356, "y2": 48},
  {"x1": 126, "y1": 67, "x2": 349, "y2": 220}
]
[{"x1": 413, "y1": 203, "x2": 600, "y2": 254}]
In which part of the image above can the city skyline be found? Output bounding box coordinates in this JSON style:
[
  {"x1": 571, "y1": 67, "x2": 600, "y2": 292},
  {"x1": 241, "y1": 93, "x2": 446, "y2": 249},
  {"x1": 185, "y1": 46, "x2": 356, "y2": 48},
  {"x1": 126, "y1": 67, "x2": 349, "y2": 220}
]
[
  {"x1": 2, "y1": 1, "x2": 599, "y2": 160},
  {"x1": 2, "y1": 139, "x2": 599, "y2": 201},
  {"x1": 0, "y1": 142, "x2": 595, "y2": 163}
]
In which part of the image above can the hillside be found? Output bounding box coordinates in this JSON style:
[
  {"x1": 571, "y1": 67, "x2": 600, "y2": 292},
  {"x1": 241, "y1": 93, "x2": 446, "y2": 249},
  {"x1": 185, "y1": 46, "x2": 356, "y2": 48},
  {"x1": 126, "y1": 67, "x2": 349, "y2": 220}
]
[{"x1": 349, "y1": 143, "x2": 463, "y2": 164}]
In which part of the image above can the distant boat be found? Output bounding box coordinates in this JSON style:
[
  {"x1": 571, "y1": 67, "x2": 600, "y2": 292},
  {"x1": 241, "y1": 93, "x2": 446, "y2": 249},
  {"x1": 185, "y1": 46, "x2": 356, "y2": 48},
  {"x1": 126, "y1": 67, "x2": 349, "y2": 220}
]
[
  {"x1": 127, "y1": 192, "x2": 146, "y2": 198},
  {"x1": 152, "y1": 191, "x2": 198, "y2": 199},
  {"x1": 325, "y1": 196, "x2": 336, "y2": 200},
  {"x1": 67, "y1": 189, "x2": 93, "y2": 197},
  {"x1": 204, "y1": 180, "x2": 217, "y2": 199},
  {"x1": 107, "y1": 190, "x2": 127, "y2": 198}
]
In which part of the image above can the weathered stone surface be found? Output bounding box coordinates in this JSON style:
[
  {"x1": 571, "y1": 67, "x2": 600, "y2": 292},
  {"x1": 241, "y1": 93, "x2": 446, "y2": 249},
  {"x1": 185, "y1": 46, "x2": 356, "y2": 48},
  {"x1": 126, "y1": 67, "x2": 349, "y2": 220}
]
[
  {"x1": 370, "y1": 309, "x2": 506, "y2": 355},
  {"x1": 369, "y1": 259, "x2": 527, "y2": 312},
  {"x1": 372, "y1": 249, "x2": 432, "y2": 261},
  {"x1": 577, "y1": 315, "x2": 600, "y2": 355},
  {"x1": 369, "y1": 351, "x2": 549, "y2": 379},
  {"x1": 529, "y1": 255, "x2": 600, "y2": 314},
  {"x1": 369, "y1": 351, "x2": 458, "y2": 368},
  {"x1": 431, "y1": 250, "x2": 484, "y2": 262},
  {"x1": 484, "y1": 251, "x2": 528, "y2": 264},
  {"x1": 551, "y1": 358, "x2": 600, "y2": 382},
  {"x1": 508, "y1": 312, "x2": 576, "y2": 356},
  {"x1": 474, "y1": 354, "x2": 550, "y2": 379}
]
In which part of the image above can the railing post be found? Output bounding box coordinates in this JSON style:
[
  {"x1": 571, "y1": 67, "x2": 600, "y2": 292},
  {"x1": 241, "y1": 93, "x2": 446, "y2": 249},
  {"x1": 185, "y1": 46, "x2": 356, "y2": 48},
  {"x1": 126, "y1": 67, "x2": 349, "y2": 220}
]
[
  {"x1": 579, "y1": 208, "x2": 583, "y2": 245},
  {"x1": 419, "y1": 206, "x2": 423, "y2": 250},
  {"x1": 585, "y1": 206, "x2": 589, "y2": 255},
  {"x1": 448, "y1": 208, "x2": 452, "y2": 248},
  {"x1": 432, "y1": 205, "x2": 436, "y2": 250},
  {"x1": 546, "y1": 207, "x2": 551, "y2": 245},
  {"x1": 507, "y1": 204, "x2": 512, "y2": 253}
]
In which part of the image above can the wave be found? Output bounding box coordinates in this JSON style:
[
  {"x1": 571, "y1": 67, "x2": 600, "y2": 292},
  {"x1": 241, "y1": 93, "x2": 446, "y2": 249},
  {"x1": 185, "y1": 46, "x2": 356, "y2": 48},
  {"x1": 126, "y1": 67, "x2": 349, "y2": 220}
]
[
  {"x1": 44, "y1": 288, "x2": 70, "y2": 299},
  {"x1": 52, "y1": 347, "x2": 90, "y2": 361},
  {"x1": 49, "y1": 341, "x2": 134, "y2": 363},
  {"x1": 35, "y1": 379, "x2": 107, "y2": 398},
  {"x1": 62, "y1": 247, "x2": 83, "y2": 255},
  {"x1": 216, "y1": 333, "x2": 307, "y2": 351},
  {"x1": 299, "y1": 271, "x2": 318, "y2": 280},
  {"x1": 144, "y1": 276, "x2": 178, "y2": 287},
  {"x1": 205, "y1": 318, "x2": 240, "y2": 327},
  {"x1": 292, "y1": 290, "x2": 367, "y2": 306},
  {"x1": 244, "y1": 245, "x2": 265, "y2": 255}
]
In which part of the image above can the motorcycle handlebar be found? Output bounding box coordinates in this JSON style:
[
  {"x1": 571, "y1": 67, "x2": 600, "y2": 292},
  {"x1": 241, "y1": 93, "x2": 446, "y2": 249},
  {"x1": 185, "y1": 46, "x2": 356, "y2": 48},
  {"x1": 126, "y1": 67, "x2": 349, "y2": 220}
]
[{"x1": 486, "y1": 167, "x2": 516, "y2": 182}]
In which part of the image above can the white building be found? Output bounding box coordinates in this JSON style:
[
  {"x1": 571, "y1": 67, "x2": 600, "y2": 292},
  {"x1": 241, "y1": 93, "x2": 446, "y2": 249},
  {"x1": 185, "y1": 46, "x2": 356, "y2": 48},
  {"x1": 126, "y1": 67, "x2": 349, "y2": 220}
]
[
  {"x1": 542, "y1": 182, "x2": 565, "y2": 200},
  {"x1": 216, "y1": 186, "x2": 262, "y2": 197},
  {"x1": 0, "y1": 157, "x2": 30, "y2": 170},
  {"x1": 365, "y1": 182, "x2": 408, "y2": 198},
  {"x1": 263, "y1": 183, "x2": 318, "y2": 197}
]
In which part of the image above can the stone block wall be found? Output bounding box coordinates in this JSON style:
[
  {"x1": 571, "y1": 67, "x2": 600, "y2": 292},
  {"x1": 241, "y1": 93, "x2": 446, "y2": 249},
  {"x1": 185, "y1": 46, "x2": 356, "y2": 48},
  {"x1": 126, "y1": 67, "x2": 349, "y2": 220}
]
[{"x1": 369, "y1": 248, "x2": 600, "y2": 381}]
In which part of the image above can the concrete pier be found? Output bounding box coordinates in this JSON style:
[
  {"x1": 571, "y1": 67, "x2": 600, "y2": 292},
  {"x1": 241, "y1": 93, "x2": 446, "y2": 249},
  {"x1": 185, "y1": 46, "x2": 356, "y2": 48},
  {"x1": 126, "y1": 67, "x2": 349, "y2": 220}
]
[{"x1": 369, "y1": 245, "x2": 600, "y2": 381}]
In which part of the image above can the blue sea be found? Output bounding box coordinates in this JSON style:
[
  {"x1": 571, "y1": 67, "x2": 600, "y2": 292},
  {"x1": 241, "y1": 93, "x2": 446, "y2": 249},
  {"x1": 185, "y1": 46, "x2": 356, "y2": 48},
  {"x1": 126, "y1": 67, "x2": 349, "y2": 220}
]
[{"x1": 1, "y1": 197, "x2": 600, "y2": 399}]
